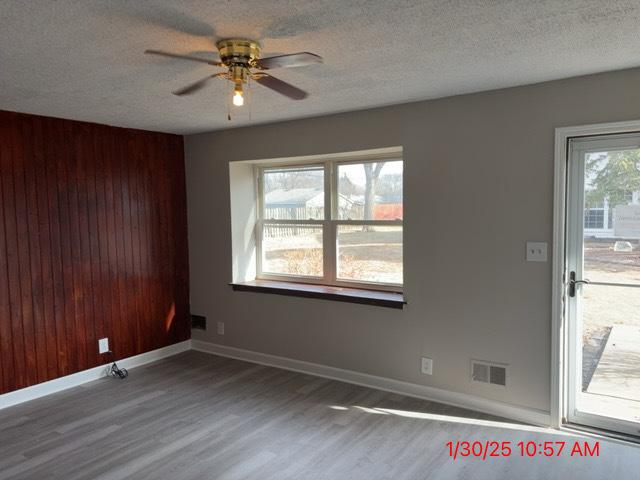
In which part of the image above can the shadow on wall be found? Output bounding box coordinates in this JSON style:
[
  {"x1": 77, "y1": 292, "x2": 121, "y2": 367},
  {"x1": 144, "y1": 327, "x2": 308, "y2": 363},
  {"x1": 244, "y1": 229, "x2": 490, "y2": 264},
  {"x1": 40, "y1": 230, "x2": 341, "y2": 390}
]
[{"x1": 239, "y1": 203, "x2": 258, "y2": 282}]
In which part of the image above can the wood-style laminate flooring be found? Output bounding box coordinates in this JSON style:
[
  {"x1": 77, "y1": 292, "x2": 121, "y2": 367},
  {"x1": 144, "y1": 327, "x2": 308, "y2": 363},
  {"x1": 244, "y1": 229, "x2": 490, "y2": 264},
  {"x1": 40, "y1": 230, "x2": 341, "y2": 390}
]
[{"x1": 1, "y1": 351, "x2": 638, "y2": 479}]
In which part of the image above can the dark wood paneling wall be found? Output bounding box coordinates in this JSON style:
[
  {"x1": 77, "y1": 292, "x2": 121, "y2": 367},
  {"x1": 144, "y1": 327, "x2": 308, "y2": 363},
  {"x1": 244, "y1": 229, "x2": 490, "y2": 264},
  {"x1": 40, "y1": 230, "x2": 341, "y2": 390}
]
[{"x1": 0, "y1": 110, "x2": 190, "y2": 395}]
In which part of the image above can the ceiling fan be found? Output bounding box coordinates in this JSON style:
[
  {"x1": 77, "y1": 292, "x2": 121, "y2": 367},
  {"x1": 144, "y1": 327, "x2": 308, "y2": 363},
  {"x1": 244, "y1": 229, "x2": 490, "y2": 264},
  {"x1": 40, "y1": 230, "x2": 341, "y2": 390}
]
[{"x1": 145, "y1": 38, "x2": 322, "y2": 107}]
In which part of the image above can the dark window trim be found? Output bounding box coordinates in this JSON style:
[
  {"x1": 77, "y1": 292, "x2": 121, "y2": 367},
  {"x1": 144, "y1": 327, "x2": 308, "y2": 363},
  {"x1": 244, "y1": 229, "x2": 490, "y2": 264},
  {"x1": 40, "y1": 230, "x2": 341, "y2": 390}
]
[{"x1": 230, "y1": 280, "x2": 406, "y2": 309}]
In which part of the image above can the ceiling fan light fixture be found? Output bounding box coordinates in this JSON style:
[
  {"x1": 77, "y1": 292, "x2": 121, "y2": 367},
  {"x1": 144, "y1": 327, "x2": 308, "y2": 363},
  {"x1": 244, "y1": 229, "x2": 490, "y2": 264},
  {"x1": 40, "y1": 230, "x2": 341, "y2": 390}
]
[
  {"x1": 145, "y1": 38, "x2": 323, "y2": 109},
  {"x1": 232, "y1": 83, "x2": 244, "y2": 107}
]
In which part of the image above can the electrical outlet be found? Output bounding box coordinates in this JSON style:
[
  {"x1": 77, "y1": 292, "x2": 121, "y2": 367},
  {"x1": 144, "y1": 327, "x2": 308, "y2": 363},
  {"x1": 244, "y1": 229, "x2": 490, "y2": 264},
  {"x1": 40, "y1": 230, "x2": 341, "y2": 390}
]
[
  {"x1": 98, "y1": 338, "x2": 109, "y2": 354},
  {"x1": 526, "y1": 241, "x2": 548, "y2": 262},
  {"x1": 421, "y1": 357, "x2": 433, "y2": 375},
  {"x1": 217, "y1": 322, "x2": 225, "y2": 335}
]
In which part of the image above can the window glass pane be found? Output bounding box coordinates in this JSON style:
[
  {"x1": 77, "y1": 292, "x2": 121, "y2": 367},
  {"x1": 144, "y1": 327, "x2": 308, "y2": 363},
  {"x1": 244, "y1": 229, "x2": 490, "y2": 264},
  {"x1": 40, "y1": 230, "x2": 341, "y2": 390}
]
[
  {"x1": 337, "y1": 225, "x2": 402, "y2": 284},
  {"x1": 263, "y1": 166, "x2": 324, "y2": 220},
  {"x1": 584, "y1": 150, "x2": 640, "y2": 284},
  {"x1": 337, "y1": 161, "x2": 403, "y2": 220},
  {"x1": 262, "y1": 224, "x2": 323, "y2": 277}
]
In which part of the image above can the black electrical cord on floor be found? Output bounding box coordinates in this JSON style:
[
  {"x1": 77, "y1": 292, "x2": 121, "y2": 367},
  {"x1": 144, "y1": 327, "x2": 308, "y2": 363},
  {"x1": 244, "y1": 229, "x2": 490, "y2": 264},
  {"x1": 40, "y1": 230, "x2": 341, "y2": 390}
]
[{"x1": 106, "y1": 351, "x2": 128, "y2": 379}]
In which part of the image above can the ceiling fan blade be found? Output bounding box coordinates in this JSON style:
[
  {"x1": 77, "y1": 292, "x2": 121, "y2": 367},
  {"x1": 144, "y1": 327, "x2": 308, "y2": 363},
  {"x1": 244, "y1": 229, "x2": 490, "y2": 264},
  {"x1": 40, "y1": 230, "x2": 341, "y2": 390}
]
[
  {"x1": 145, "y1": 49, "x2": 221, "y2": 66},
  {"x1": 254, "y1": 74, "x2": 308, "y2": 100},
  {"x1": 172, "y1": 73, "x2": 224, "y2": 96},
  {"x1": 255, "y1": 52, "x2": 322, "y2": 70}
]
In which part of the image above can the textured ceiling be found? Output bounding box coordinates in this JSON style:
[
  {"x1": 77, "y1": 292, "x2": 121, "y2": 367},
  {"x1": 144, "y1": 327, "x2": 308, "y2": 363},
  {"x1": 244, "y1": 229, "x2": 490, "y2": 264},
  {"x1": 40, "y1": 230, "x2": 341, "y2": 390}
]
[{"x1": 1, "y1": 0, "x2": 640, "y2": 134}]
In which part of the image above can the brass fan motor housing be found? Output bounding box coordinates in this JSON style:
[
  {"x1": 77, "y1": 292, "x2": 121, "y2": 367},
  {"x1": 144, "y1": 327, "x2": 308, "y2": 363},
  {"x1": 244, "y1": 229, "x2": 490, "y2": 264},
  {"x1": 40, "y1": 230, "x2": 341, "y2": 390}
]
[{"x1": 216, "y1": 38, "x2": 261, "y2": 68}]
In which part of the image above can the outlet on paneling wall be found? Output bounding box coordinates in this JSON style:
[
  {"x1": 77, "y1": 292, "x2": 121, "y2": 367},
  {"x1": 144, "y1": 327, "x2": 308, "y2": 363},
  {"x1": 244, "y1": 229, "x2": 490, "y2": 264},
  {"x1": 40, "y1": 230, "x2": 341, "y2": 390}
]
[
  {"x1": 217, "y1": 322, "x2": 225, "y2": 335},
  {"x1": 421, "y1": 357, "x2": 433, "y2": 375},
  {"x1": 98, "y1": 338, "x2": 109, "y2": 354}
]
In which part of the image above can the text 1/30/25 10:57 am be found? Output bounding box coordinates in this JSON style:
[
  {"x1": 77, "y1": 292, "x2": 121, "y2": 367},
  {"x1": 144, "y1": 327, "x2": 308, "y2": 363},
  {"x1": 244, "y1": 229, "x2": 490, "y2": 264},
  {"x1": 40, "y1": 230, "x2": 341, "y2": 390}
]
[{"x1": 446, "y1": 440, "x2": 600, "y2": 460}]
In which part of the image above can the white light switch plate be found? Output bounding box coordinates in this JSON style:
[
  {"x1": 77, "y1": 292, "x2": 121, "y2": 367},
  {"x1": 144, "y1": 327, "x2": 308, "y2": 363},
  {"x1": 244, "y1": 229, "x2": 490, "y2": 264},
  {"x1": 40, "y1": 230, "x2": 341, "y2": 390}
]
[
  {"x1": 421, "y1": 357, "x2": 433, "y2": 375},
  {"x1": 526, "y1": 242, "x2": 548, "y2": 262},
  {"x1": 98, "y1": 338, "x2": 109, "y2": 354},
  {"x1": 217, "y1": 322, "x2": 225, "y2": 335}
]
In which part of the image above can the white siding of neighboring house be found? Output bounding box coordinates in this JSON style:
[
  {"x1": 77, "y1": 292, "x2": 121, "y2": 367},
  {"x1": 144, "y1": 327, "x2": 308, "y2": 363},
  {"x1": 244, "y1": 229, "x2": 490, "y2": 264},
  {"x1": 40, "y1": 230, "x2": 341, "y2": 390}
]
[{"x1": 584, "y1": 192, "x2": 640, "y2": 238}]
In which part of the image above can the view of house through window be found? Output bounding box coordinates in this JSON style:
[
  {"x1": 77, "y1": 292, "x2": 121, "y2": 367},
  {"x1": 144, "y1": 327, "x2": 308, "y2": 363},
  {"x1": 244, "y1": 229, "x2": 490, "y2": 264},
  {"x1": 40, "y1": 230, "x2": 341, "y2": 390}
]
[{"x1": 257, "y1": 158, "x2": 403, "y2": 289}]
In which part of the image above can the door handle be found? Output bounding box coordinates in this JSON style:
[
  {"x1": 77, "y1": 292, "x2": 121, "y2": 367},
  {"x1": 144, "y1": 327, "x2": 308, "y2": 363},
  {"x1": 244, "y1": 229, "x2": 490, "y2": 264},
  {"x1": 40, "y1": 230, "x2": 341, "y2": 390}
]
[{"x1": 569, "y1": 271, "x2": 589, "y2": 297}]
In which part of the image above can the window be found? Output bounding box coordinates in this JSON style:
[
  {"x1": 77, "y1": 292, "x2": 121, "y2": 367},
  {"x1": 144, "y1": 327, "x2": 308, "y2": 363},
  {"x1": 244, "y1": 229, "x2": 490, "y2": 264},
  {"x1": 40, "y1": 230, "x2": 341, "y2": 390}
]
[
  {"x1": 256, "y1": 158, "x2": 403, "y2": 291},
  {"x1": 584, "y1": 208, "x2": 604, "y2": 229},
  {"x1": 584, "y1": 199, "x2": 604, "y2": 229}
]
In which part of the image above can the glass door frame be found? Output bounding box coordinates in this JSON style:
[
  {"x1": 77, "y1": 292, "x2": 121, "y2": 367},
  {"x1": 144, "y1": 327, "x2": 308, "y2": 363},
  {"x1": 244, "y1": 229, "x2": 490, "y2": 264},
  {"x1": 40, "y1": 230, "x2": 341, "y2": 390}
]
[
  {"x1": 552, "y1": 120, "x2": 640, "y2": 437},
  {"x1": 565, "y1": 134, "x2": 640, "y2": 437}
]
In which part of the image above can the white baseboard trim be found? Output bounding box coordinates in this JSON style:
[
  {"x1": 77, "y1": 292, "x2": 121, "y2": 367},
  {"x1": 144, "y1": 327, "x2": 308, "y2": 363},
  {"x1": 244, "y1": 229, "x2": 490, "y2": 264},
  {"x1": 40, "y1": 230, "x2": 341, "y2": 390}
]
[
  {"x1": 192, "y1": 340, "x2": 551, "y2": 427},
  {"x1": 1, "y1": 338, "x2": 551, "y2": 428},
  {"x1": 0, "y1": 340, "x2": 192, "y2": 410}
]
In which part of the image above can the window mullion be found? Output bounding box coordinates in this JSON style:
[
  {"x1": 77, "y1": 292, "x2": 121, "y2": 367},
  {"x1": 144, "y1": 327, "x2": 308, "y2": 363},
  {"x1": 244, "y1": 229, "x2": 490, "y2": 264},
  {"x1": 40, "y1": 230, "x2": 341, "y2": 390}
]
[
  {"x1": 256, "y1": 167, "x2": 263, "y2": 276},
  {"x1": 262, "y1": 219, "x2": 324, "y2": 225},
  {"x1": 323, "y1": 161, "x2": 335, "y2": 284},
  {"x1": 332, "y1": 220, "x2": 403, "y2": 226},
  {"x1": 330, "y1": 161, "x2": 340, "y2": 285},
  {"x1": 255, "y1": 220, "x2": 263, "y2": 276},
  {"x1": 256, "y1": 166, "x2": 264, "y2": 221}
]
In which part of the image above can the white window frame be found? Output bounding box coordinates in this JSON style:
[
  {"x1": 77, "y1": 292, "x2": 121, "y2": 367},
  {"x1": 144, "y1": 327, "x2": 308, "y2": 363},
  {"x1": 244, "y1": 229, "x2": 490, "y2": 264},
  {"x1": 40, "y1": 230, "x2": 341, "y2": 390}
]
[{"x1": 255, "y1": 158, "x2": 403, "y2": 292}]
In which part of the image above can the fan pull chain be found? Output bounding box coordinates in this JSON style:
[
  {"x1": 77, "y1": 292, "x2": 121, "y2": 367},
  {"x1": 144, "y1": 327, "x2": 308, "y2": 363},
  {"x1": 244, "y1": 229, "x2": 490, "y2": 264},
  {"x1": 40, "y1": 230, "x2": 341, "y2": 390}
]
[
  {"x1": 227, "y1": 71, "x2": 232, "y2": 122},
  {"x1": 248, "y1": 76, "x2": 252, "y2": 123}
]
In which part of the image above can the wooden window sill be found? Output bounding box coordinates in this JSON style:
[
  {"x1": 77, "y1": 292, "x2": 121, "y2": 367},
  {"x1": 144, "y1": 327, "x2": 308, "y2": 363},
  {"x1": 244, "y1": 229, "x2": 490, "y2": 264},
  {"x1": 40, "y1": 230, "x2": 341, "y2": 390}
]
[{"x1": 230, "y1": 280, "x2": 405, "y2": 309}]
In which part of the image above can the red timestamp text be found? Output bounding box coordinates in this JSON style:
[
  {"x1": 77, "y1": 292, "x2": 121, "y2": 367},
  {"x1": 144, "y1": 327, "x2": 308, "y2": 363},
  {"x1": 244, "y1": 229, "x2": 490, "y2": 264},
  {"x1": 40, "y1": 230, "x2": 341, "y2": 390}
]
[{"x1": 446, "y1": 440, "x2": 600, "y2": 460}]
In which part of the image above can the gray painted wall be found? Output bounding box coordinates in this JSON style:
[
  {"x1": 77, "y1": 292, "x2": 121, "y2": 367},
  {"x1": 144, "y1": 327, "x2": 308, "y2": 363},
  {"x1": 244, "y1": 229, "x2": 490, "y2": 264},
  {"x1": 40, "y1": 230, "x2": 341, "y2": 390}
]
[{"x1": 185, "y1": 67, "x2": 640, "y2": 413}]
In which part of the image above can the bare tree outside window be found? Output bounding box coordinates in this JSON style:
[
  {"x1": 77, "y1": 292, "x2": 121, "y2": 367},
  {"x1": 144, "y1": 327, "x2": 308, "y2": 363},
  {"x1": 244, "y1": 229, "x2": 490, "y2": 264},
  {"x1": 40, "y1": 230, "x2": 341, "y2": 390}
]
[{"x1": 363, "y1": 163, "x2": 384, "y2": 220}]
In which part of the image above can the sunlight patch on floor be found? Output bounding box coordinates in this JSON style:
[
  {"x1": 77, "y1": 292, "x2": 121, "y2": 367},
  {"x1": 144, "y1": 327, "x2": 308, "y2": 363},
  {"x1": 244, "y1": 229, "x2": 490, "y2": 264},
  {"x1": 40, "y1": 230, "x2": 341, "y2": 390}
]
[{"x1": 328, "y1": 405, "x2": 573, "y2": 435}]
